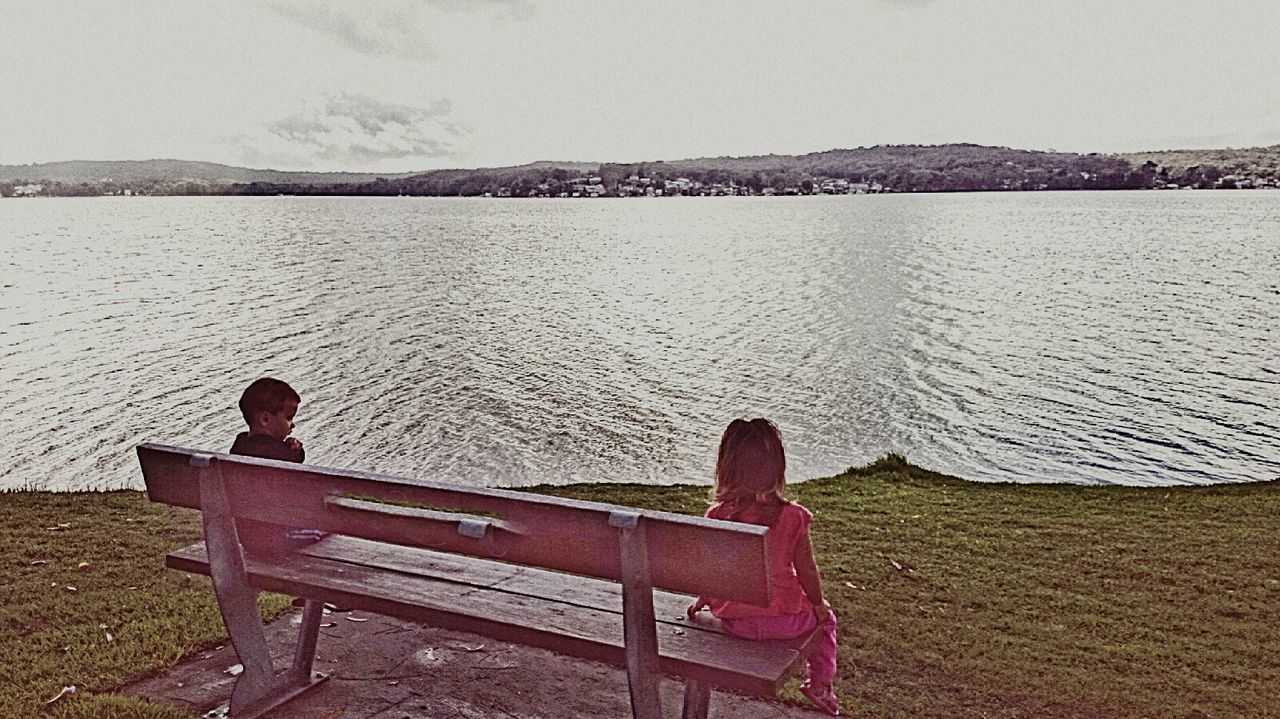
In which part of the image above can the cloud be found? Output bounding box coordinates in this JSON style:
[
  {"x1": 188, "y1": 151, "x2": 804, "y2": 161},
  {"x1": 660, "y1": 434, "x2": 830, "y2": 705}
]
[
  {"x1": 263, "y1": 1, "x2": 434, "y2": 60},
  {"x1": 262, "y1": 0, "x2": 536, "y2": 60},
  {"x1": 450, "y1": 0, "x2": 536, "y2": 21},
  {"x1": 236, "y1": 92, "x2": 470, "y2": 169}
]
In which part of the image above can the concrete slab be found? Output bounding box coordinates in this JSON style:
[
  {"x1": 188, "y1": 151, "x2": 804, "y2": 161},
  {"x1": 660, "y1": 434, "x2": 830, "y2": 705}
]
[{"x1": 122, "y1": 608, "x2": 827, "y2": 718}]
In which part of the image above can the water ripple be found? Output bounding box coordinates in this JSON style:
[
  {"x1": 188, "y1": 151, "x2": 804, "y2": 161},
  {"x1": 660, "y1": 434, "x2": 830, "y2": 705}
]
[{"x1": 2, "y1": 193, "x2": 1278, "y2": 491}]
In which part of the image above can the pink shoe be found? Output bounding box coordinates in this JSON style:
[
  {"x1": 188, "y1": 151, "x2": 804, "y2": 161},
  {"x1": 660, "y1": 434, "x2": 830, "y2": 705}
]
[{"x1": 800, "y1": 681, "x2": 839, "y2": 716}]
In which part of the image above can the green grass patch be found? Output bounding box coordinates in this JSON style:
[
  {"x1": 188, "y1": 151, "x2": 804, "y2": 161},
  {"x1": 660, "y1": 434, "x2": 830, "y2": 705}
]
[
  {"x1": 0, "y1": 491, "x2": 290, "y2": 718},
  {"x1": 3, "y1": 456, "x2": 1277, "y2": 718}
]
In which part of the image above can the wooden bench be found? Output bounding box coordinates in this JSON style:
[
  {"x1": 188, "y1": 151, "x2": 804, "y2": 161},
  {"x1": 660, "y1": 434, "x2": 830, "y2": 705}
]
[{"x1": 137, "y1": 443, "x2": 819, "y2": 719}]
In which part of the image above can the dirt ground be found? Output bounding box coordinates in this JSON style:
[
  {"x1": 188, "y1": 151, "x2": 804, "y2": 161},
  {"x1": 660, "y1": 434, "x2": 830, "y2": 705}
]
[{"x1": 123, "y1": 608, "x2": 827, "y2": 718}]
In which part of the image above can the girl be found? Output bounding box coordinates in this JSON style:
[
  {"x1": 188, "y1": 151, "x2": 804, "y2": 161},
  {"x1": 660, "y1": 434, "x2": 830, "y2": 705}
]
[{"x1": 686, "y1": 417, "x2": 840, "y2": 716}]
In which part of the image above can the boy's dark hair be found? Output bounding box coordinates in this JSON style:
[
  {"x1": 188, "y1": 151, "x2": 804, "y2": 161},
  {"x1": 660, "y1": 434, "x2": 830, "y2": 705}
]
[{"x1": 238, "y1": 377, "x2": 300, "y2": 425}]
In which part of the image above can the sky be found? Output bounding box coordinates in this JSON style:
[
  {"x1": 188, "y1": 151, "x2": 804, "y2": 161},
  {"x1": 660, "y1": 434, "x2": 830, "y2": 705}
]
[{"x1": 2, "y1": 0, "x2": 1278, "y2": 173}]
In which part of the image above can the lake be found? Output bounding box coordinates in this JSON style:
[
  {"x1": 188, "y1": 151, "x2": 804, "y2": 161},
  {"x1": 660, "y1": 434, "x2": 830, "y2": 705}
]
[{"x1": 1, "y1": 192, "x2": 1277, "y2": 491}]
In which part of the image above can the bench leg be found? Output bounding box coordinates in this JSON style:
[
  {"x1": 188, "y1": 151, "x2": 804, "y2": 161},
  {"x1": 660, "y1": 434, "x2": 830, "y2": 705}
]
[
  {"x1": 681, "y1": 680, "x2": 710, "y2": 719},
  {"x1": 224, "y1": 597, "x2": 328, "y2": 719},
  {"x1": 288, "y1": 599, "x2": 324, "y2": 683},
  {"x1": 191, "y1": 456, "x2": 328, "y2": 718}
]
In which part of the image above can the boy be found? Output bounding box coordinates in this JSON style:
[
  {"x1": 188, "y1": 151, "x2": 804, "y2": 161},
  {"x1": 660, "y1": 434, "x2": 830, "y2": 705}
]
[
  {"x1": 232, "y1": 376, "x2": 304, "y2": 463},
  {"x1": 230, "y1": 377, "x2": 324, "y2": 555}
]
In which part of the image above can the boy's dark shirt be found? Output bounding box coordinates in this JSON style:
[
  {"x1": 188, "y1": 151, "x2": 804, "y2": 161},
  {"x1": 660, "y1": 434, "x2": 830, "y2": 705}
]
[
  {"x1": 231, "y1": 431, "x2": 305, "y2": 463},
  {"x1": 229, "y1": 432, "x2": 313, "y2": 556}
]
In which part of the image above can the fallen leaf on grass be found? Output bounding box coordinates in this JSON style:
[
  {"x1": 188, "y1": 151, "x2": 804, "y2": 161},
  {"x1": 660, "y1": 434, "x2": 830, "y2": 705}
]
[
  {"x1": 44, "y1": 685, "x2": 77, "y2": 705},
  {"x1": 100, "y1": 624, "x2": 113, "y2": 642},
  {"x1": 64, "y1": 585, "x2": 77, "y2": 592},
  {"x1": 345, "y1": 616, "x2": 368, "y2": 622},
  {"x1": 886, "y1": 557, "x2": 915, "y2": 574},
  {"x1": 77, "y1": 561, "x2": 92, "y2": 571},
  {"x1": 46, "y1": 523, "x2": 71, "y2": 531},
  {"x1": 447, "y1": 642, "x2": 485, "y2": 652},
  {"x1": 30, "y1": 560, "x2": 48, "y2": 566}
]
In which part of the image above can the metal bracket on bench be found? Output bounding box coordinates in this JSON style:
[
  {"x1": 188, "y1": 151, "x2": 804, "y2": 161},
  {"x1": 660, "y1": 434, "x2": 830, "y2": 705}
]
[
  {"x1": 457, "y1": 518, "x2": 488, "y2": 539},
  {"x1": 609, "y1": 510, "x2": 641, "y2": 529}
]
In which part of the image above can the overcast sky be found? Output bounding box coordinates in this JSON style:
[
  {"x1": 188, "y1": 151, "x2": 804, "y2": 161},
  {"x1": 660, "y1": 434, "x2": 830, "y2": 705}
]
[{"x1": 3, "y1": 1, "x2": 1278, "y2": 172}]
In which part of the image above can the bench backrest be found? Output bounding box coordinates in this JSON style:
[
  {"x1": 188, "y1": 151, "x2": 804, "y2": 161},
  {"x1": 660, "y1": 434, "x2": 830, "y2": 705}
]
[{"x1": 138, "y1": 443, "x2": 772, "y2": 606}]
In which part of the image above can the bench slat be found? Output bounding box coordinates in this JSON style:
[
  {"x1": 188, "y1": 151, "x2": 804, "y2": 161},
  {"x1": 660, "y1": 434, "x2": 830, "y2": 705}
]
[
  {"x1": 140, "y1": 443, "x2": 772, "y2": 605},
  {"x1": 306, "y1": 536, "x2": 676, "y2": 615},
  {"x1": 167, "y1": 539, "x2": 810, "y2": 697}
]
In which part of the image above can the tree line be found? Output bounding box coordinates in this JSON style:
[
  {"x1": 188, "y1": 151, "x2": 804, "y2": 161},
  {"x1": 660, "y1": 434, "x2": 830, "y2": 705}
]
[{"x1": 4, "y1": 144, "x2": 1277, "y2": 198}]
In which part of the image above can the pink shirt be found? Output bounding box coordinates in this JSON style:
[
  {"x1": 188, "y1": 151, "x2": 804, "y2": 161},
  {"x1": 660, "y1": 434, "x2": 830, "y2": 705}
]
[{"x1": 706, "y1": 499, "x2": 813, "y2": 619}]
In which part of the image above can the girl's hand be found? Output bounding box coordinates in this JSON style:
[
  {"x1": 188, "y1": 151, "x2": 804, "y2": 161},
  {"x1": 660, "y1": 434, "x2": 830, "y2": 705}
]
[
  {"x1": 812, "y1": 600, "x2": 834, "y2": 626},
  {"x1": 686, "y1": 596, "x2": 710, "y2": 619}
]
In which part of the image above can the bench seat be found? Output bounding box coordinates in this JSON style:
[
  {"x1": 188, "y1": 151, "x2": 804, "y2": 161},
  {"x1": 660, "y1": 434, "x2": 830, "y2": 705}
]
[{"x1": 168, "y1": 535, "x2": 815, "y2": 697}]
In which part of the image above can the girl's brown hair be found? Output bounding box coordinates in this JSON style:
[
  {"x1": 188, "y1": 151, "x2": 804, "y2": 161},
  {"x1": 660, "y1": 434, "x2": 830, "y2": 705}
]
[{"x1": 713, "y1": 418, "x2": 787, "y2": 520}]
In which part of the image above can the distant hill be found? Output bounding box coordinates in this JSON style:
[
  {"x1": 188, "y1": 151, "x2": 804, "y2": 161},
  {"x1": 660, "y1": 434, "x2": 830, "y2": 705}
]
[
  {"x1": 0, "y1": 158, "x2": 601, "y2": 197},
  {"x1": 601, "y1": 144, "x2": 1126, "y2": 188},
  {"x1": 285, "y1": 144, "x2": 1146, "y2": 197},
  {"x1": 586, "y1": 143, "x2": 1158, "y2": 194},
  {"x1": 0, "y1": 158, "x2": 603, "y2": 185},
  {"x1": 1114, "y1": 146, "x2": 1280, "y2": 182},
  {"x1": 3, "y1": 145, "x2": 1277, "y2": 197},
  {"x1": 0, "y1": 159, "x2": 416, "y2": 185},
  {"x1": 507, "y1": 160, "x2": 600, "y2": 172},
  {"x1": 614, "y1": 144, "x2": 1080, "y2": 175}
]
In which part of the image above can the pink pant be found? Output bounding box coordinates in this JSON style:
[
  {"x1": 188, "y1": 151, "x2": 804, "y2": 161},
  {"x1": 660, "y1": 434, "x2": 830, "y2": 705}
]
[{"x1": 721, "y1": 610, "x2": 838, "y2": 684}]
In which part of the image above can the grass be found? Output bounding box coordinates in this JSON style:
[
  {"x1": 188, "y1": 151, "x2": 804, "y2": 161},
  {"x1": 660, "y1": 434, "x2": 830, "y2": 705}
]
[
  {"x1": 0, "y1": 491, "x2": 291, "y2": 718},
  {"x1": 3, "y1": 455, "x2": 1277, "y2": 718}
]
